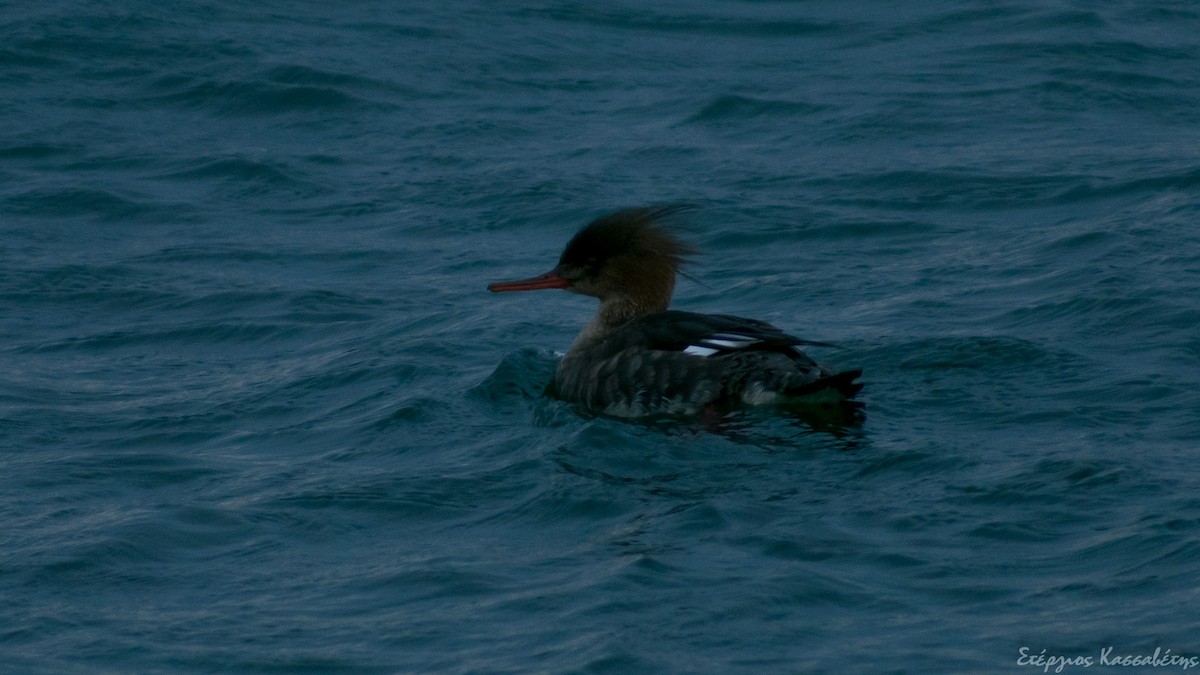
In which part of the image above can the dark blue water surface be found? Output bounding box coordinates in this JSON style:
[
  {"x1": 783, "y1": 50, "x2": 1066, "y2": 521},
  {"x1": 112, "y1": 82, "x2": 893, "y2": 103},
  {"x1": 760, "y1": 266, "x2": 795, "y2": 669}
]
[{"x1": 3, "y1": 1, "x2": 1200, "y2": 672}]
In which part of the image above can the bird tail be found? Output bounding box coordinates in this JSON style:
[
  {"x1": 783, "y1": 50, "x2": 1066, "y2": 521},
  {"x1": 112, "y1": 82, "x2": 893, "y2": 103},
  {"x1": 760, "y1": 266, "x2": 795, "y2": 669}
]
[{"x1": 784, "y1": 369, "x2": 864, "y2": 402}]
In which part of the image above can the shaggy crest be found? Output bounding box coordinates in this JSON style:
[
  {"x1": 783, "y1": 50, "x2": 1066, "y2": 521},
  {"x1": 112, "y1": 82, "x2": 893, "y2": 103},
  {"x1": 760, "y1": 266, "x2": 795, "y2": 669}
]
[{"x1": 557, "y1": 205, "x2": 695, "y2": 276}]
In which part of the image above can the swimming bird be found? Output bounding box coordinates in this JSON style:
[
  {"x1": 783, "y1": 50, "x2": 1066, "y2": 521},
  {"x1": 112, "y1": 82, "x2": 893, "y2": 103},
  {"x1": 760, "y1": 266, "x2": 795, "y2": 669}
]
[{"x1": 488, "y1": 206, "x2": 863, "y2": 418}]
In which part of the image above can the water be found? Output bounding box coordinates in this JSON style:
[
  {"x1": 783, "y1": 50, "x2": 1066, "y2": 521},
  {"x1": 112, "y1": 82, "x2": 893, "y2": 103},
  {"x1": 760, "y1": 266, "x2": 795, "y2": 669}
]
[{"x1": 3, "y1": 1, "x2": 1199, "y2": 672}]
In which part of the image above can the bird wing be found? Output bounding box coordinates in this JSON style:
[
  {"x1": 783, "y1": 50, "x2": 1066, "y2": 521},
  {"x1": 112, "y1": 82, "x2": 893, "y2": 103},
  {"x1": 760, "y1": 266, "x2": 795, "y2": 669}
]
[{"x1": 619, "y1": 310, "x2": 836, "y2": 360}]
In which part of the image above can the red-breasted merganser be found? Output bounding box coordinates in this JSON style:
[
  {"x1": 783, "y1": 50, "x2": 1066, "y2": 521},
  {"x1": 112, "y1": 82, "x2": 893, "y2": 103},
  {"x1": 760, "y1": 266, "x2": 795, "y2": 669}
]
[{"x1": 488, "y1": 206, "x2": 863, "y2": 417}]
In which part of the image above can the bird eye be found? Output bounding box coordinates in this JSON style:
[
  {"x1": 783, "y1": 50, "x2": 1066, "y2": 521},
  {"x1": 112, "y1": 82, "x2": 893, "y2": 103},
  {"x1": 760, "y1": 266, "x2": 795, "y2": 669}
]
[{"x1": 557, "y1": 264, "x2": 583, "y2": 281}]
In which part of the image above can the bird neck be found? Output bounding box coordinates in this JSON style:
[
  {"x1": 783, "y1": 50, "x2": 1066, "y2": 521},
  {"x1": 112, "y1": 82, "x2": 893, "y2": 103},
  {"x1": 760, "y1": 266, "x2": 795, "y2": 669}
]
[
  {"x1": 569, "y1": 290, "x2": 670, "y2": 351},
  {"x1": 599, "y1": 294, "x2": 663, "y2": 328},
  {"x1": 567, "y1": 257, "x2": 678, "y2": 348}
]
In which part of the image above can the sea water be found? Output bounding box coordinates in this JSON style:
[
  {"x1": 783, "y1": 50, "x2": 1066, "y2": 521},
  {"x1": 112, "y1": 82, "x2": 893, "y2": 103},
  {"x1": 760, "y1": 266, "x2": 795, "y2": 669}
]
[{"x1": 2, "y1": 1, "x2": 1199, "y2": 672}]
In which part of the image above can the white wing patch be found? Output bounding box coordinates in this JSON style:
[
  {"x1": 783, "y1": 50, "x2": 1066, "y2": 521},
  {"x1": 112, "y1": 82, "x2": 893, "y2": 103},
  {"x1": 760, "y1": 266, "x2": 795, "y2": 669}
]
[
  {"x1": 683, "y1": 332, "x2": 765, "y2": 358},
  {"x1": 709, "y1": 332, "x2": 761, "y2": 348}
]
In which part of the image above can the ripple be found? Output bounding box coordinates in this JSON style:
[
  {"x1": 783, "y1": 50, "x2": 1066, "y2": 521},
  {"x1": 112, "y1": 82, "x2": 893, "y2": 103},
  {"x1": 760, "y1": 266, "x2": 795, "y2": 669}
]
[
  {"x1": 684, "y1": 95, "x2": 827, "y2": 125},
  {"x1": 1, "y1": 187, "x2": 196, "y2": 222},
  {"x1": 145, "y1": 75, "x2": 380, "y2": 117},
  {"x1": 894, "y1": 336, "x2": 1057, "y2": 371},
  {"x1": 25, "y1": 322, "x2": 300, "y2": 352},
  {"x1": 0, "y1": 263, "x2": 175, "y2": 310},
  {"x1": 470, "y1": 347, "x2": 559, "y2": 403},
  {"x1": 523, "y1": 6, "x2": 847, "y2": 37},
  {"x1": 0, "y1": 142, "x2": 83, "y2": 160},
  {"x1": 163, "y1": 156, "x2": 303, "y2": 184}
]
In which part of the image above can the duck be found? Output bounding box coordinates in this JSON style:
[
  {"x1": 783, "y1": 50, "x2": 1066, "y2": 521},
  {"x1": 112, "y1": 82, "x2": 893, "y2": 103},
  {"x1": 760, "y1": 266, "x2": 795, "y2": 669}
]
[{"x1": 488, "y1": 206, "x2": 862, "y2": 417}]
